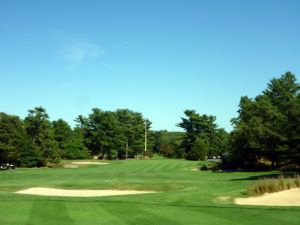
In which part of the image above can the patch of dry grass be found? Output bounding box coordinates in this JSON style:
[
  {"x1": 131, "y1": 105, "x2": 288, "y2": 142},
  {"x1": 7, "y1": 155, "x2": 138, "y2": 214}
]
[{"x1": 247, "y1": 174, "x2": 300, "y2": 196}]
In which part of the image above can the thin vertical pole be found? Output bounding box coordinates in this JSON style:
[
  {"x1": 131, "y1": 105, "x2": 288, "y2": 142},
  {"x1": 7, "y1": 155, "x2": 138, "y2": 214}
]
[
  {"x1": 144, "y1": 119, "x2": 147, "y2": 155},
  {"x1": 126, "y1": 138, "x2": 128, "y2": 159}
]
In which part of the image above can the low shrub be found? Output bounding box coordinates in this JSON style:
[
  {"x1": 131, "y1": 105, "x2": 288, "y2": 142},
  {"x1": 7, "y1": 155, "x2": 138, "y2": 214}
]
[{"x1": 200, "y1": 163, "x2": 220, "y2": 172}]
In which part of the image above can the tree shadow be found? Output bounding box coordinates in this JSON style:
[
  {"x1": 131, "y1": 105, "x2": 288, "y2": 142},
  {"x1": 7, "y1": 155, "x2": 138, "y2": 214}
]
[{"x1": 230, "y1": 172, "x2": 299, "y2": 181}]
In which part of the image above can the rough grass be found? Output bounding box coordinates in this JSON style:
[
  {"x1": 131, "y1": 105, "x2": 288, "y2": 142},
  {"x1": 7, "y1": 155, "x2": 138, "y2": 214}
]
[
  {"x1": 247, "y1": 174, "x2": 300, "y2": 196},
  {"x1": 0, "y1": 159, "x2": 299, "y2": 225}
]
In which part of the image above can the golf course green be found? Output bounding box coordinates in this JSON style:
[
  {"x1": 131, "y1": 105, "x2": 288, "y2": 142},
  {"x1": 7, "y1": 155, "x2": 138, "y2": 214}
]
[{"x1": 0, "y1": 159, "x2": 299, "y2": 225}]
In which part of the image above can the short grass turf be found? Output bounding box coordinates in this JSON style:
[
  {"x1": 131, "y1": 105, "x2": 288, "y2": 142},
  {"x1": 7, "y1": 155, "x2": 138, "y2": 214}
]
[{"x1": 0, "y1": 159, "x2": 299, "y2": 225}]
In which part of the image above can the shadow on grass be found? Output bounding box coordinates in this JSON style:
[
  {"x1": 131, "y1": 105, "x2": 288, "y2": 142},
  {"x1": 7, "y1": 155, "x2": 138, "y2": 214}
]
[{"x1": 230, "y1": 172, "x2": 299, "y2": 181}]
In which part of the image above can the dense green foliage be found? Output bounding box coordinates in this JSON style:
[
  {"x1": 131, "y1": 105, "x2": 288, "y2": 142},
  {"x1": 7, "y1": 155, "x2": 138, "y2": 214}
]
[
  {"x1": 0, "y1": 107, "x2": 150, "y2": 166},
  {"x1": 0, "y1": 159, "x2": 299, "y2": 225},
  {"x1": 178, "y1": 110, "x2": 229, "y2": 160},
  {"x1": 25, "y1": 107, "x2": 60, "y2": 165},
  {"x1": 227, "y1": 72, "x2": 300, "y2": 169},
  {"x1": 0, "y1": 71, "x2": 299, "y2": 170},
  {"x1": 0, "y1": 113, "x2": 25, "y2": 163},
  {"x1": 149, "y1": 130, "x2": 184, "y2": 158},
  {"x1": 75, "y1": 108, "x2": 150, "y2": 159}
]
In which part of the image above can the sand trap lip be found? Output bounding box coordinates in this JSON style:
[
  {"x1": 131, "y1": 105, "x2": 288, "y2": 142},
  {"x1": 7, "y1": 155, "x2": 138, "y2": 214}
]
[
  {"x1": 64, "y1": 164, "x2": 79, "y2": 168},
  {"x1": 217, "y1": 196, "x2": 231, "y2": 201},
  {"x1": 15, "y1": 187, "x2": 156, "y2": 197},
  {"x1": 235, "y1": 188, "x2": 300, "y2": 206},
  {"x1": 70, "y1": 162, "x2": 109, "y2": 165},
  {"x1": 63, "y1": 161, "x2": 108, "y2": 168}
]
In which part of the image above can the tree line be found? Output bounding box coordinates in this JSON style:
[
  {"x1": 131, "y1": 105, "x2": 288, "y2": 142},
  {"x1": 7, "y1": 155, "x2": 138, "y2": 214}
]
[
  {"x1": 0, "y1": 108, "x2": 151, "y2": 167},
  {"x1": 172, "y1": 72, "x2": 299, "y2": 169},
  {"x1": 0, "y1": 71, "x2": 299, "y2": 169},
  {"x1": 227, "y1": 72, "x2": 300, "y2": 169}
]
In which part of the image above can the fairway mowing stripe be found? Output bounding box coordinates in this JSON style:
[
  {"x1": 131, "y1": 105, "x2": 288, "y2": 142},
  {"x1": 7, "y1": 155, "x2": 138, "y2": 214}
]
[
  {"x1": 101, "y1": 201, "x2": 183, "y2": 225},
  {"x1": 134, "y1": 163, "x2": 158, "y2": 173},
  {"x1": 67, "y1": 202, "x2": 125, "y2": 224},
  {"x1": 143, "y1": 163, "x2": 170, "y2": 173},
  {"x1": 116, "y1": 164, "x2": 150, "y2": 174},
  {"x1": 161, "y1": 163, "x2": 181, "y2": 171},
  {"x1": 98, "y1": 167, "x2": 125, "y2": 174},
  {"x1": 145, "y1": 162, "x2": 166, "y2": 170},
  {"x1": 26, "y1": 201, "x2": 75, "y2": 225},
  {"x1": 4, "y1": 196, "x2": 300, "y2": 212},
  {"x1": 102, "y1": 165, "x2": 148, "y2": 174},
  {"x1": 92, "y1": 201, "x2": 300, "y2": 212}
]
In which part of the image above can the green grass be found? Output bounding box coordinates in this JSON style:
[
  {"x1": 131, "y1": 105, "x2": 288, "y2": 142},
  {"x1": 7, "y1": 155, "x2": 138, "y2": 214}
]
[{"x1": 0, "y1": 159, "x2": 299, "y2": 225}]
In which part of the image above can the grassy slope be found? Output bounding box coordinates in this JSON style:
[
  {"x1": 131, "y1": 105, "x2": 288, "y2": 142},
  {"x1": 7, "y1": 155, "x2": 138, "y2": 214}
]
[{"x1": 0, "y1": 159, "x2": 299, "y2": 225}]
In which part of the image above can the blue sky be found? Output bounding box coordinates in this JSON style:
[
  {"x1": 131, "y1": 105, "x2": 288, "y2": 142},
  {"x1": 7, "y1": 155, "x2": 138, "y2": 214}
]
[{"x1": 0, "y1": 0, "x2": 299, "y2": 131}]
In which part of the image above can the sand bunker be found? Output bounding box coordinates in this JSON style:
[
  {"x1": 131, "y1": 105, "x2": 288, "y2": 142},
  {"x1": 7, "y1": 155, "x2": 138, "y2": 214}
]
[
  {"x1": 217, "y1": 196, "x2": 231, "y2": 201},
  {"x1": 64, "y1": 164, "x2": 79, "y2": 168},
  {"x1": 235, "y1": 188, "x2": 300, "y2": 206},
  {"x1": 64, "y1": 162, "x2": 109, "y2": 168},
  {"x1": 16, "y1": 187, "x2": 155, "y2": 197},
  {"x1": 71, "y1": 162, "x2": 109, "y2": 165}
]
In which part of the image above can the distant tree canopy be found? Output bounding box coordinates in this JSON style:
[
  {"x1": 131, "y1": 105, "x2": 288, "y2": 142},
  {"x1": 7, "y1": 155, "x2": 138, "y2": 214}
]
[
  {"x1": 24, "y1": 107, "x2": 60, "y2": 165},
  {"x1": 0, "y1": 107, "x2": 151, "y2": 166},
  {"x1": 227, "y1": 72, "x2": 300, "y2": 169},
  {"x1": 0, "y1": 71, "x2": 299, "y2": 170},
  {"x1": 175, "y1": 71, "x2": 299, "y2": 168},
  {"x1": 52, "y1": 119, "x2": 89, "y2": 159},
  {"x1": 0, "y1": 113, "x2": 25, "y2": 163},
  {"x1": 178, "y1": 110, "x2": 229, "y2": 160},
  {"x1": 74, "y1": 108, "x2": 150, "y2": 159},
  {"x1": 148, "y1": 130, "x2": 184, "y2": 158}
]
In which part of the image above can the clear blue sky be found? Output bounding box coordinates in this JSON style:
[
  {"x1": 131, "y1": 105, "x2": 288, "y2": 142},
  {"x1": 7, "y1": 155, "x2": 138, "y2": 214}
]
[{"x1": 1, "y1": 0, "x2": 299, "y2": 131}]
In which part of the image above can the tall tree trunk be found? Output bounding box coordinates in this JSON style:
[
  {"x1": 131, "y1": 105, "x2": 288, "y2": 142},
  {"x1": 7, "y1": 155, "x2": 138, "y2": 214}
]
[
  {"x1": 271, "y1": 160, "x2": 277, "y2": 169},
  {"x1": 32, "y1": 135, "x2": 36, "y2": 145}
]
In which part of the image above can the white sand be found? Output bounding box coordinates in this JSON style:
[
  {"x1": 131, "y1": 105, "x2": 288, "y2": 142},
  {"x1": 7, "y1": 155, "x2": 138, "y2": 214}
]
[
  {"x1": 235, "y1": 188, "x2": 300, "y2": 206},
  {"x1": 217, "y1": 196, "x2": 231, "y2": 201},
  {"x1": 16, "y1": 187, "x2": 155, "y2": 197},
  {"x1": 71, "y1": 162, "x2": 109, "y2": 165},
  {"x1": 63, "y1": 164, "x2": 79, "y2": 168},
  {"x1": 63, "y1": 161, "x2": 108, "y2": 168}
]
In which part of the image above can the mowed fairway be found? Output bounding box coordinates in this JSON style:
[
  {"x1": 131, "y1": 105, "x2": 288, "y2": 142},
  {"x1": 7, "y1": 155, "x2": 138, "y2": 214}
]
[{"x1": 0, "y1": 159, "x2": 299, "y2": 225}]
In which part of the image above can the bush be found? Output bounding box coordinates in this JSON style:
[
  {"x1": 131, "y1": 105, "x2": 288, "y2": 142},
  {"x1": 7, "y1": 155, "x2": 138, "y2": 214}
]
[
  {"x1": 19, "y1": 140, "x2": 45, "y2": 167},
  {"x1": 145, "y1": 150, "x2": 153, "y2": 158},
  {"x1": 200, "y1": 163, "x2": 220, "y2": 171},
  {"x1": 186, "y1": 140, "x2": 208, "y2": 161},
  {"x1": 63, "y1": 138, "x2": 90, "y2": 159}
]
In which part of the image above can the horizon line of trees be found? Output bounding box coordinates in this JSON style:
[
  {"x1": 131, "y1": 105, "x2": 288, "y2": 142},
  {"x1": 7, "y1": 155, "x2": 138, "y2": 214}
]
[
  {"x1": 173, "y1": 71, "x2": 299, "y2": 169},
  {"x1": 1, "y1": 71, "x2": 299, "y2": 169},
  {"x1": 0, "y1": 108, "x2": 151, "y2": 167},
  {"x1": 227, "y1": 71, "x2": 300, "y2": 169}
]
